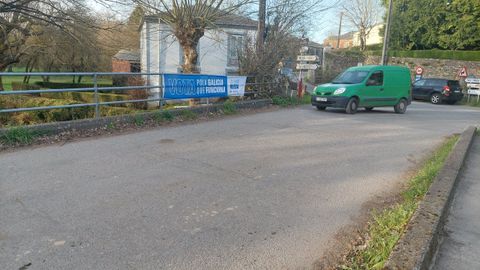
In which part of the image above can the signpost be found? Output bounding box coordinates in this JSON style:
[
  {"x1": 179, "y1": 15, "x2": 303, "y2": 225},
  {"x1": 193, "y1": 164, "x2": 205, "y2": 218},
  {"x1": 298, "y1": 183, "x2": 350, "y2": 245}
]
[
  {"x1": 466, "y1": 77, "x2": 480, "y2": 103},
  {"x1": 296, "y1": 39, "x2": 319, "y2": 98},
  {"x1": 297, "y1": 55, "x2": 319, "y2": 62},
  {"x1": 415, "y1": 66, "x2": 424, "y2": 81},
  {"x1": 458, "y1": 66, "x2": 468, "y2": 78},
  {"x1": 296, "y1": 63, "x2": 319, "y2": 70}
]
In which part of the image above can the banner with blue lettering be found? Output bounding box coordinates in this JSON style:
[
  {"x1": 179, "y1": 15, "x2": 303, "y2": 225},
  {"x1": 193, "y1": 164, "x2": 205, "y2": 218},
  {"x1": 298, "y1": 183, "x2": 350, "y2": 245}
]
[
  {"x1": 227, "y1": 76, "x2": 247, "y2": 97},
  {"x1": 163, "y1": 74, "x2": 228, "y2": 99}
]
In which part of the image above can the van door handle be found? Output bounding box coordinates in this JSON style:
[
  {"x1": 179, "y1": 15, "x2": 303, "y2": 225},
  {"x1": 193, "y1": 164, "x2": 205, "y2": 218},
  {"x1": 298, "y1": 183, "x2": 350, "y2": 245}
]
[{"x1": 379, "y1": 88, "x2": 384, "y2": 91}]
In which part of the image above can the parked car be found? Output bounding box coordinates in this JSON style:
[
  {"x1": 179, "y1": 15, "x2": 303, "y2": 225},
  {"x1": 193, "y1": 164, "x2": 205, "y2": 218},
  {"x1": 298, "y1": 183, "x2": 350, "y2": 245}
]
[
  {"x1": 311, "y1": 65, "x2": 412, "y2": 114},
  {"x1": 412, "y1": 78, "x2": 463, "y2": 104}
]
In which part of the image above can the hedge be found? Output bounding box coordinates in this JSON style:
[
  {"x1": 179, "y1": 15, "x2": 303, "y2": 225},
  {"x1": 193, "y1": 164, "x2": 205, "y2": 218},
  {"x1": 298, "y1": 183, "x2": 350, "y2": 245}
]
[
  {"x1": 366, "y1": 50, "x2": 480, "y2": 61},
  {"x1": 0, "y1": 95, "x2": 134, "y2": 126},
  {"x1": 11, "y1": 82, "x2": 41, "y2": 91},
  {"x1": 40, "y1": 92, "x2": 131, "y2": 106},
  {"x1": 35, "y1": 81, "x2": 112, "y2": 89}
]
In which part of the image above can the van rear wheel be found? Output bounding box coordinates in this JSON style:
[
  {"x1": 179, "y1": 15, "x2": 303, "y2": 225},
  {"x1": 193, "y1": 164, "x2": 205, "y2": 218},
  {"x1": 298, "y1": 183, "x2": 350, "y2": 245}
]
[
  {"x1": 394, "y1": 99, "x2": 408, "y2": 114},
  {"x1": 345, "y1": 98, "x2": 359, "y2": 114}
]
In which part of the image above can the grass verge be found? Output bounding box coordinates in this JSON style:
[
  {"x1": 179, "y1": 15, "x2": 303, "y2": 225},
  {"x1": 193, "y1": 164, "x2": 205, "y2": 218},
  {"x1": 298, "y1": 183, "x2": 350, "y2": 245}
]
[
  {"x1": 0, "y1": 127, "x2": 40, "y2": 145},
  {"x1": 340, "y1": 135, "x2": 458, "y2": 270},
  {"x1": 272, "y1": 93, "x2": 311, "y2": 107},
  {"x1": 222, "y1": 100, "x2": 237, "y2": 115}
]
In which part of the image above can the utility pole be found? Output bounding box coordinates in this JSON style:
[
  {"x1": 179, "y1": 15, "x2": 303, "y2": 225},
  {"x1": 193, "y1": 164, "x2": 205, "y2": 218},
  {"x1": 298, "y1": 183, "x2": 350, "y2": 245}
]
[
  {"x1": 336, "y1": 12, "x2": 343, "y2": 49},
  {"x1": 257, "y1": 0, "x2": 266, "y2": 53},
  {"x1": 381, "y1": 0, "x2": 394, "y2": 65}
]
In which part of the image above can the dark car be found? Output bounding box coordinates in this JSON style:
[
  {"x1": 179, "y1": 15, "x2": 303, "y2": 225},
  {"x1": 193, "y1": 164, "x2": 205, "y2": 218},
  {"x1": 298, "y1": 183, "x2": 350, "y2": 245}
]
[{"x1": 412, "y1": 78, "x2": 464, "y2": 104}]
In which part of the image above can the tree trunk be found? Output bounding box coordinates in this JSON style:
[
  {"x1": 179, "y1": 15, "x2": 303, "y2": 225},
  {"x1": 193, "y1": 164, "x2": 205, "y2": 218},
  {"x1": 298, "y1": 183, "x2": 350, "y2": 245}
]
[
  {"x1": 182, "y1": 44, "x2": 199, "y2": 73},
  {"x1": 23, "y1": 61, "x2": 31, "y2": 84},
  {"x1": 257, "y1": 0, "x2": 266, "y2": 53},
  {"x1": 360, "y1": 28, "x2": 366, "y2": 51},
  {"x1": 0, "y1": 66, "x2": 6, "y2": 91}
]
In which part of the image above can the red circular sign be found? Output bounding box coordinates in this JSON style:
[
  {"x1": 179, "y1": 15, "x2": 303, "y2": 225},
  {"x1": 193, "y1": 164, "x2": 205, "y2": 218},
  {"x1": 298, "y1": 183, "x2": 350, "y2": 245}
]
[{"x1": 415, "y1": 66, "x2": 424, "y2": 75}]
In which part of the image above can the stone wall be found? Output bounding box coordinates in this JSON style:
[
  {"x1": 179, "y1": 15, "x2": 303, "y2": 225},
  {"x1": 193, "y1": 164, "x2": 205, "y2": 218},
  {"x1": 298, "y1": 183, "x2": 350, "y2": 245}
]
[{"x1": 365, "y1": 55, "x2": 480, "y2": 80}]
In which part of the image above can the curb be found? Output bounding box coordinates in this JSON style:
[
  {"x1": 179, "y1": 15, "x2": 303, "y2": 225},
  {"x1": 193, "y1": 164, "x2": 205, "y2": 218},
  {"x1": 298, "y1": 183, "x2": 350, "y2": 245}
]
[
  {"x1": 384, "y1": 126, "x2": 477, "y2": 270},
  {"x1": 0, "y1": 99, "x2": 272, "y2": 136}
]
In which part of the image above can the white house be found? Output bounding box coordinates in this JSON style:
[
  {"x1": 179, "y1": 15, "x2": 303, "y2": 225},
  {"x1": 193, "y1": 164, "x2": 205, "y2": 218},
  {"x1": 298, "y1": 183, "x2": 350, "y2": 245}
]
[
  {"x1": 139, "y1": 14, "x2": 257, "y2": 87},
  {"x1": 352, "y1": 24, "x2": 383, "y2": 47}
]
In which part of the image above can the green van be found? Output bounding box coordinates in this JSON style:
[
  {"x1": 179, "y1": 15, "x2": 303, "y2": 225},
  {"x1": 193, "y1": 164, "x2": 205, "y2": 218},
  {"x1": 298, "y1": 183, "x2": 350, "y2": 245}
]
[{"x1": 311, "y1": 65, "x2": 412, "y2": 114}]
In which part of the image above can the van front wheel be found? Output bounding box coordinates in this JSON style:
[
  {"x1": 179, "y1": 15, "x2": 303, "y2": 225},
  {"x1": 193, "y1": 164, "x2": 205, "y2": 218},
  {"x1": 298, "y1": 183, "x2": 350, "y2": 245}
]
[
  {"x1": 394, "y1": 99, "x2": 408, "y2": 114},
  {"x1": 345, "y1": 98, "x2": 359, "y2": 114}
]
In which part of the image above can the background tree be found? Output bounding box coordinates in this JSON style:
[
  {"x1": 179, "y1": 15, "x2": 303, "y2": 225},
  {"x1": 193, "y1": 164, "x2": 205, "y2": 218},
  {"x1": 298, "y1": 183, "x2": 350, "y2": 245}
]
[
  {"x1": 0, "y1": 0, "x2": 99, "y2": 89},
  {"x1": 381, "y1": 0, "x2": 480, "y2": 50},
  {"x1": 239, "y1": 0, "x2": 332, "y2": 96},
  {"x1": 342, "y1": 0, "x2": 382, "y2": 51},
  {"x1": 438, "y1": 0, "x2": 480, "y2": 50}
]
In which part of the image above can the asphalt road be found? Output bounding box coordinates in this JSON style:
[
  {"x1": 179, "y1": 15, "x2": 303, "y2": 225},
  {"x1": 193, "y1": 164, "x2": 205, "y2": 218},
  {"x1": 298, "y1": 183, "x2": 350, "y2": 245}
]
[{"x1": 1, "y1": 102, "x2": 480, "y2": 270}]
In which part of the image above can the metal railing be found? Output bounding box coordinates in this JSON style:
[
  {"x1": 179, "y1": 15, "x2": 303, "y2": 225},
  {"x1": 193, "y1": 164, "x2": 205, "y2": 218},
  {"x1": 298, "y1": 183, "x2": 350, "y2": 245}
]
[{"x1": 0, "y1": 72, "x2": 277, "y2": 120}]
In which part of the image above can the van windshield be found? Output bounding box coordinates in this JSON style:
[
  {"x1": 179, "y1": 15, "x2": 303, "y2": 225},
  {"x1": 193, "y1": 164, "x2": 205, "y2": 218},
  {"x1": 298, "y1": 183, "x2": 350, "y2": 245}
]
[{"x1": 331, "y1": 71, "x2": 369, "y2": 84}]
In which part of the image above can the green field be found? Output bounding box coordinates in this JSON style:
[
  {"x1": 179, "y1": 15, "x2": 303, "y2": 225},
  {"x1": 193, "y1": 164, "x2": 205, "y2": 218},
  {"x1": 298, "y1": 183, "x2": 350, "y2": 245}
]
[{"x1": 1, "y1": 68, "x2": 113, "y2": 91}]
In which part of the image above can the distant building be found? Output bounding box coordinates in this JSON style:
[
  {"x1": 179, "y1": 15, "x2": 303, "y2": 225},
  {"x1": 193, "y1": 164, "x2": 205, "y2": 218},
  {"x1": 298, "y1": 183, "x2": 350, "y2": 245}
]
[
  {"x1": 112, "y1": 50, "x2": 141, "y2": 73},
  {"x1": 323, "y1": 32, "x2": 355, "y2": 49},
  {"x1": 353, "y1": 24, "x2": 383, "y2": 47}
]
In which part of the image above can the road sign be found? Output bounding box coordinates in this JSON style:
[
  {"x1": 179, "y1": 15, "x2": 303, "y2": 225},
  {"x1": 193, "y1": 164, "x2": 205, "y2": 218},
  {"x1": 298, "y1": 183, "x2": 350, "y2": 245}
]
[
  {"x1": 466, "y1": 78, "x2": 480, "y2": 84},
  {"x1": 296, "y1": 63, "x2": 319, "y2": 70},
  {"x1": 415, "y1": 66, "x2": 424, "y2": 75},
  {"x1": 297, "y1": 55, "x2": 319, "y2": 62},
  {"x1": 468, "y1": 89, "x2": 480, "y2": 96},
  {"x1": 459, "y1": 67, "x2": 468, "y2": 77}
]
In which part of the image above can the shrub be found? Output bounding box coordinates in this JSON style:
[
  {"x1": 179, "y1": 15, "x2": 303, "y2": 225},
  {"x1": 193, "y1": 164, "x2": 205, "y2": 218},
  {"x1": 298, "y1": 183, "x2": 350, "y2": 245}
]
[
  {"x1": 365, "y1": 50, "x2": 480, "y2": 61},
  {"x1": 11, "y1": 82, "x2": 41, "y2": 97},
  {"x1": 160, "y1": 111, "x2": 174, "y2": 121},
  {"x1": 272, "y1": 94, "x2": 311, "y2": 107},
  {"x1": 11, "y1": 82, "x2": 40, "y2": 91},
  {"x1": 40, "y1": 92, "x2": 130, "y2": 106},
  {"x1": 134, "y1": 114, "x2": 144, "y2": 126},
  {"x1": 222, "y1": 100, "x2": 237, "y2": 115},
  {"x1": 126, "y1": 76, "x2": 149, "y2": 109},
  {"x1": 0, "y1": 127, "x2": 37, "y2": 145},
  {"x1": 0, "y1": 95, "x2": 134, "y2": 126},
  {"x1": 35, "y1": 81, "x2": 112, "y2": 89},
  {"x1": 180, "y1": 109, "x2": 197, "y2": 120}
]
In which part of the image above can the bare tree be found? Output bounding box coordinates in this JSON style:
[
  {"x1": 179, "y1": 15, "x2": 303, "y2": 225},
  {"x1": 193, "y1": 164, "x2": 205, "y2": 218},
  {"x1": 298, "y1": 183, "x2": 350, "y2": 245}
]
[
  {"x1": 131, "y1": 0, "x2": 250, "y2": 73},
  {"x1": 240, "y1": 0, "x2": 334, "y2": 97},
  {"x1": 342, "y1": 0, "x2": 382, "y2": 51},
  {"x1": 0, "y1": 0, "x2": 129, "y2": 89}
]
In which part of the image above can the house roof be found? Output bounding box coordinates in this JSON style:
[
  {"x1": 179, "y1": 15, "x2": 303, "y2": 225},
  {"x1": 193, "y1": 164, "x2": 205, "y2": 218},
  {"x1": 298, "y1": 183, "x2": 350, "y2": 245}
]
[
  {"x1": 142, "y1": 13, "x2": 257, "y2": 30},
  {"x1": 113, "y1": 50, "x2": 140, "y2": 62},
  {"x1": 326, "y1": 31, "x2": 355, "y2": 40},
  {"x1": 308, "y1": 40, "x2": 323, "y2": 48},
  {"x1": 215, "y1": 14, "x2": 257, "y2": 29}
]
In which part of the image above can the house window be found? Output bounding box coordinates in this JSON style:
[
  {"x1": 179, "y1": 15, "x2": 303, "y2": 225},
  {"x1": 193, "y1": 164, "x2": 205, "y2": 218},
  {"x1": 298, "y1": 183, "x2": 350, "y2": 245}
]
[{"x1": 227, "y1": 34, "x2": 244, "y2": 67}]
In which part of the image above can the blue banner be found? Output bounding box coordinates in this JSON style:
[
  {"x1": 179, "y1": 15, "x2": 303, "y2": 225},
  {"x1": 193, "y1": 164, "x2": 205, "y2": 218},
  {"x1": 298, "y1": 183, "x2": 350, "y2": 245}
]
[{"x1": 163, "y1": 74, "x2": 228, "y2": 99}]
